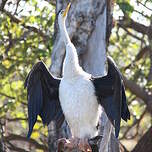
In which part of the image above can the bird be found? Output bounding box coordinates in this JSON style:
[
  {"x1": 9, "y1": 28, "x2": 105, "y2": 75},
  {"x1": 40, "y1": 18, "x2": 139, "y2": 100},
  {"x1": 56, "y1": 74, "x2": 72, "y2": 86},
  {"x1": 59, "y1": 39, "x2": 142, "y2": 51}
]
[{"x1": 25, "y1": 3, "x2": 130, "y2": 152}]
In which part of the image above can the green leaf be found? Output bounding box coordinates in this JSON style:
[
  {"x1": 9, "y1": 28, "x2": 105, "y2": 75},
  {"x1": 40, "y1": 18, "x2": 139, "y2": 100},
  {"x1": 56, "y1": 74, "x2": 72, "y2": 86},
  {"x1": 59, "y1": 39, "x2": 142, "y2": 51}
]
[{"x1": 118, "y1": 2, "x2": 134, "y2": 15}]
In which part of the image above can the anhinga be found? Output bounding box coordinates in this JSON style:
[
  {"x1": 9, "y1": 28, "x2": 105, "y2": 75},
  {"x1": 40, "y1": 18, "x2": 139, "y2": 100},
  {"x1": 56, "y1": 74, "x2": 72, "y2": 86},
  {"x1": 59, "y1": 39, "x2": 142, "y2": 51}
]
[{"x1": 25, "y1": 3, "x2": 130, "y2": 152}]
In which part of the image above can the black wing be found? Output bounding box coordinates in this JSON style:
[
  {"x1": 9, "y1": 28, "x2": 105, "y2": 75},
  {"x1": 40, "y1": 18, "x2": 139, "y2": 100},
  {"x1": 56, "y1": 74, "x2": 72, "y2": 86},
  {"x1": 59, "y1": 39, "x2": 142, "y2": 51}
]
[
  {"x1": 91, "y1": 56, "x2": 130, "y2": 138},
  {"x1": 25, "y1": 61, "x2": 64, "y2": 138}
]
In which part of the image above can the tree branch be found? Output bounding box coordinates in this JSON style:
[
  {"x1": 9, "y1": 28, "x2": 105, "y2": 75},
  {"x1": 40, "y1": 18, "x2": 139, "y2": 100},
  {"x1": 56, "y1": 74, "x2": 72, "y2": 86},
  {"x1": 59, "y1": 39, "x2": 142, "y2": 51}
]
[
  {"x1": 132, "y1": 127, "x2": 152, "y2": 152},
  {"x1": 120, "y1": 25, "x2": 145, "y2": 42},
  {"x1": 0, "y1": 0, "x2": 7, "y2": 11},
  {"x1": 44, "y1": 0, "x2": 56, "y2": 6},
  {"x1": 7, "y1": 142, "x2": 30, "y2": 152},
  {"x1": 123, "y1": 76, "x2": 152, "y2": 114},
  {"x1": 1, "y1": 9, "x2": 50, "y2": 41},
  {"x1": 2, "y1": 117, "x2": 41, "y2": 124},
  {"x1": 0, "y1": 92, "x2": 15, "y2": 99},
  {"x1": 4, "y1": 134, "x2": 48, "y2": 151},
  {"x1": 119, "y1": 109, "x2": 147, "y2": 140},
  {"x1": 118, "y1": 16, "x2": 150, "y2": 36},
  {"x1": 124, "y1": 46, "x2": 150, "y2": 70},
  {"x1": 135, "y1": 46, "x2": 150, "y2": 61},
  {"x1": 137, "y1": 1, "x2": 152, "y2": 12}
]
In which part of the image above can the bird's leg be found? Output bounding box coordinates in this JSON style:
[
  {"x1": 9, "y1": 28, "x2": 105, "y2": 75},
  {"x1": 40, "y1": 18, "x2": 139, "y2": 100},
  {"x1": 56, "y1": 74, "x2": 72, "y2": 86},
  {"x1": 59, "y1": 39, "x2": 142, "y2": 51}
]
[
  {"x1": 64, "y1": 136, "x2": 79, "y2": 150},
  {"x1": 57, "y1": 138, "x2": 67, "y2": 152},
  {"x1": 78, "y1": 138, "x2": 92, "y2": 152}
]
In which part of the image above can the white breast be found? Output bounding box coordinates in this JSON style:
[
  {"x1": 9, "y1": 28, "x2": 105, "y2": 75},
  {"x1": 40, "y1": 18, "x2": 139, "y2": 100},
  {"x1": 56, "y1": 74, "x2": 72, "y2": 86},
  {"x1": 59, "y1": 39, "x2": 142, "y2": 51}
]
[{"x1": 59, "y1": 73, "x2": 100, "y2": 139}]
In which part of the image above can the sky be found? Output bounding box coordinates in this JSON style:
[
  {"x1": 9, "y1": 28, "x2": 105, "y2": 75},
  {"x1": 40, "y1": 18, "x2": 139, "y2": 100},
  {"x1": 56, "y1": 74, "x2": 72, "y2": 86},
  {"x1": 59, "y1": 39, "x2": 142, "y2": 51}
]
[
  {"x1": 2, "y1": 0, "x2": 152, "y2": 27},
  {"x1": 114, "y1": 0, "x2": 152, "y2": 26}
]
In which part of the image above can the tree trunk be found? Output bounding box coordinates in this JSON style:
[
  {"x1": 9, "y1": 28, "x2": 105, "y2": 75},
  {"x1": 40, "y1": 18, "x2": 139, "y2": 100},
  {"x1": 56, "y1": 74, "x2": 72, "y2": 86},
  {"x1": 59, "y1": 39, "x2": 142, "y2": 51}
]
[
  {"x1": 49, "y1": 0, "x2": 117, "y2": 151},
  {"x1": 0, "y1": 122, "x2": 5, "y2": 152}
]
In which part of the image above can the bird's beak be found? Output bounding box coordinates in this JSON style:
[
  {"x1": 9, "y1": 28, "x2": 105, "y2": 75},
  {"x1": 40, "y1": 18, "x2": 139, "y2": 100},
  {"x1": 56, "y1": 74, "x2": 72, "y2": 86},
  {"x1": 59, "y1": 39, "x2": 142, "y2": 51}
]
[{"x1": 63, "y1": 3, "x2": 71, "y2": 17}]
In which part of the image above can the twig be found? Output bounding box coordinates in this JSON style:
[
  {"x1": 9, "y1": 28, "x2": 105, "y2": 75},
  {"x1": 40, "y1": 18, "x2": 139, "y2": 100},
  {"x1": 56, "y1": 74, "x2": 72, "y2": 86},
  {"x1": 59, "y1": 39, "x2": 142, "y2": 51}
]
[
  {"x1": 134, "y1": 9, "x2": 150, "y2": 19},
  {"x1": 14, "y1": 0, "x2": 21, "y2": 15},
  {"x1": 0, "y1": 92, "x2": 15, "y2": 99},
  {"x1": 137, "y1": 1, "x2": 152, "y2": 12},
  {"x1": 2, "y1": 9, "x2": 50, "y2": 41},
  {"x1": 120, "y1": 109, "x2": 147, "y2": 140},
  {"x1": 119, "y1": 24, "x2": 145, "y2": 42},
  {"x1": 124, "y1": 46, "x2": 150, "y2": 70}
]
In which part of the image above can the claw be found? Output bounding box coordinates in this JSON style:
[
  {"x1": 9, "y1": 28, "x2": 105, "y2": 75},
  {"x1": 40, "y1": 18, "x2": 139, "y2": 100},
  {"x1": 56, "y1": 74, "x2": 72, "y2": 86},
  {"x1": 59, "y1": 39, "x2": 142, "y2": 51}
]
[
  {"x1": 78, "y1": 138, "x2": 92, "y2": 152},
  {"x1": 58, "y1": 137, "x2": 79, "y2": 151},
  {"x1": 58, "y1": 138, "x2": 67, "y2": 152},
  {"x1": 58, "y1": 137, "x2": 92, "y2": 152},
  {"x1": 65, "y1": 137, "x2": 79, "y2": 149},
  {"x1": 64, "y1": 139, "x2": 74, "y2": 150}
]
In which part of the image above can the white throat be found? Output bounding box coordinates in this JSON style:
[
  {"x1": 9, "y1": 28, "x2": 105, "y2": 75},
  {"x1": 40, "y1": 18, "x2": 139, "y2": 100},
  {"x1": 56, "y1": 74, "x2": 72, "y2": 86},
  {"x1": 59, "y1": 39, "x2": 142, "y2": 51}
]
[
  {"x1": 59, "y1": 19, "x2": 70, "y2": 45},
  {"x1": 63, "y1": 43, "x2": 83, "y2": 78},
  {"x1": 59, "y1": 17, "x2": 83, "y2": 78}
]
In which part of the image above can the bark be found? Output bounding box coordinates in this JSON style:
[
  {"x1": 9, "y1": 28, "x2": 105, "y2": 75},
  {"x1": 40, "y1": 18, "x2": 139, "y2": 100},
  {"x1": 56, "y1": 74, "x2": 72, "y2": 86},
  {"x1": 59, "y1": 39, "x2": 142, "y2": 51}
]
[
  {"x1": 0, "y1": 140, "x2": 4, "y2": 152},
  {"x1": 49, "y1": 0, "x2": 117, "y2": 151},
  {"x1": 0, "y1": 123, "x2": 5, "y2": 152},
  {"x1": 132, "y1": 127, "x2": 152, "y2": 152}
]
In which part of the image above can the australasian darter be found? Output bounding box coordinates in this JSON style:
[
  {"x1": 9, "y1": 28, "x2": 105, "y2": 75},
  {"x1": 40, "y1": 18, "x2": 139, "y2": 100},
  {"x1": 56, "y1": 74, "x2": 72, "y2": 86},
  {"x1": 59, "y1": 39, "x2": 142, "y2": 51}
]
[{"x1": 25, "y1": 3, "x2": 130, "y2": 152}]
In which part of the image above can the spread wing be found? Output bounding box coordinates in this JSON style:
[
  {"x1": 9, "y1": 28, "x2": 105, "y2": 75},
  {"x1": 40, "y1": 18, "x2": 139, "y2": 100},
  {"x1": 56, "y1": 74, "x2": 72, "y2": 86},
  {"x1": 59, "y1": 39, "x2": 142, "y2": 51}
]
[
  {"x1": 24, "y1": 61, "x2": 64, "y2": 138},
  {"x1": 91, "y1": 56, "x2": 130, "y2": 138}
]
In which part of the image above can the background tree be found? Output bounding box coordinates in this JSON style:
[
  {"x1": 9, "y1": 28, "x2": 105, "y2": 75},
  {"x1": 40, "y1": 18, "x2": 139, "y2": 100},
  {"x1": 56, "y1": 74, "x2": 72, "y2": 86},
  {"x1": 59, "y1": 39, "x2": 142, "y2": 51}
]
[{"x1": 0, "y1": 0, "x2": 152, "y2": 152}]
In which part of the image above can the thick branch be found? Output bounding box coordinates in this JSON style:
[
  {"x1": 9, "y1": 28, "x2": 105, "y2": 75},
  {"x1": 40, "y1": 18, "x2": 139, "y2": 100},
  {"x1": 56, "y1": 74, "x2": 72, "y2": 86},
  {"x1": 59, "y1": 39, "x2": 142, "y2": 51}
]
[
  {"x1": 4, "y1": 134, "x2": 48, "y2": 151},
  {"x1": 123, "y1": 76, "x2": 152, "y2": 114},
  {"x1": 1, "y1": 117, "x2": 41, "y2": 124},
  {"x1": 7, "y1": 142, "x2": 29, "y2": 152},
  {"x1": 120, "y1": 25, "x2": 145, "y2": 42},
  {"x1": 132, "y1": 127, "x2": 152, "y2": 152},
  {"x1": 118, "y1": 16, "x2": 150, "y2": 36}
]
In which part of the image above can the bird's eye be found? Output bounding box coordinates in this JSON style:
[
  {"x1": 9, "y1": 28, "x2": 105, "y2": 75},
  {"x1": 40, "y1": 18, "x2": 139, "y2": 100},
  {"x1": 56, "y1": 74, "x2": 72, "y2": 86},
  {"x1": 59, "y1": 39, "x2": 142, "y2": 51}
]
[{"x1": 61, "y1": 10, "x2": 65, "y2": 15}]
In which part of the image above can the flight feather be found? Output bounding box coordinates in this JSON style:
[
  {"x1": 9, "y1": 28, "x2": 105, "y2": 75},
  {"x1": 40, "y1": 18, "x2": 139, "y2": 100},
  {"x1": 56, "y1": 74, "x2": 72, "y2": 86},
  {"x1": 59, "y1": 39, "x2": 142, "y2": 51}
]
[
  {"x1": 91, "y1": 56, "x2": 130, "y2": 137},
  {"x1": 24, "y1": 61, "x2": 64, "y2": 138}
]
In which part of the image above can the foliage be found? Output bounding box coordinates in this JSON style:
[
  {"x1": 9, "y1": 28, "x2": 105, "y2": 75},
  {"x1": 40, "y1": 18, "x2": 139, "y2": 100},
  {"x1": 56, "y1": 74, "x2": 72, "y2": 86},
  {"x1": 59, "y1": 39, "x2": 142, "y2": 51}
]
[
  {"x1": 110, "y1": 0, "x2": 152, "y2": 150},
  {"x1": 0, "y1": 0, "x2": 55, "y2": 151},
  {"x1": 0, "y1": 0, "x2": 152, "y2": 151}
]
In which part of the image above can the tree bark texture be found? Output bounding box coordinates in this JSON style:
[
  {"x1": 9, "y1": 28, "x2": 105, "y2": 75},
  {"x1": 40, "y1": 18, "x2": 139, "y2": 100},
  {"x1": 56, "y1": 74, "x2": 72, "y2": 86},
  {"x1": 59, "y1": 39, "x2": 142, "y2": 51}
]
[
  {"x1": 132, "y1": 127, "x2": 152, "y2": 152},
  {"x1": 0, "y1": 123, "x2": 5, "y2": 152},
  {"x1": 49, "y1": 0, "x2": 117, "y2": 151}
]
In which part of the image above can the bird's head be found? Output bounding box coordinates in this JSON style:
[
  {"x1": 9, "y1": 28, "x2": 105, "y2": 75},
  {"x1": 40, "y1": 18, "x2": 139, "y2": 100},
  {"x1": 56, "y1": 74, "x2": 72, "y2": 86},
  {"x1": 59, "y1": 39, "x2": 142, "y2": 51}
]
[{"x1": 58, "y1": 3, "x2": 71, "y2": 26}]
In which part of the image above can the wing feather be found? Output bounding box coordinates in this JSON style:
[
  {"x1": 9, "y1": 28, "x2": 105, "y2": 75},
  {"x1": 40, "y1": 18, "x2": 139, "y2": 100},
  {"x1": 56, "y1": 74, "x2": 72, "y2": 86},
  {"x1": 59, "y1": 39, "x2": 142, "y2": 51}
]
[
  {"x1": 92, "y1": 56, "x2": 130, "y2": 138},
  {"x1": 25, "y1": 61, "x2": 64, "y2": 138}
]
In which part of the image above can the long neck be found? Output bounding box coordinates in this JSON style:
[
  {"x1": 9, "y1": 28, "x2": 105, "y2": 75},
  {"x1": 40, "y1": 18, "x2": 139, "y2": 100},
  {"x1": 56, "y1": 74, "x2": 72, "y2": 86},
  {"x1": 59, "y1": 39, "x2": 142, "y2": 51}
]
[
  {"x1": 63, "y1": 43, "x2": 83, "y2": 78},
  {"x1": 60, "y1": 20, "x2": 71, "y2": 45},
  {"x1": 59, "y1": 20, "x2": 82, "y2": 78}
]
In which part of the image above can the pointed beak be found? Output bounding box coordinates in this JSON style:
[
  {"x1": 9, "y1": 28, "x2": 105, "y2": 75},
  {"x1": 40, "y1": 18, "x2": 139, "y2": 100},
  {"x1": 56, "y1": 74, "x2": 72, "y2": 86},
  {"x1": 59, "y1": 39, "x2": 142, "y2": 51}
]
[{"x1": 63, "y1": 3, "x2": 71, "y2": 17}]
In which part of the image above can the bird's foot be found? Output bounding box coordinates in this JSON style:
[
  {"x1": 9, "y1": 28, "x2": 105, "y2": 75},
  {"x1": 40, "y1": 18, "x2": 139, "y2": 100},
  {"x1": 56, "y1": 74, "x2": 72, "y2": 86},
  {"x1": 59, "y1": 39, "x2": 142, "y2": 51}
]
[
  {"x1": 78, "y1": 138, "x2": 92, "y2": 152},
  {"x1": 57, "y1": 137, "x2": 79, "y2": 151},
  {"x1": 58, "y1": 138, "x2": 67, "y2": 152},
  {"x1": 64, "y1": 137, "x2": 79, "y2": 150},
  {"x1": 58, "y1": 137, "x2": 92, "y2": 152}
]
